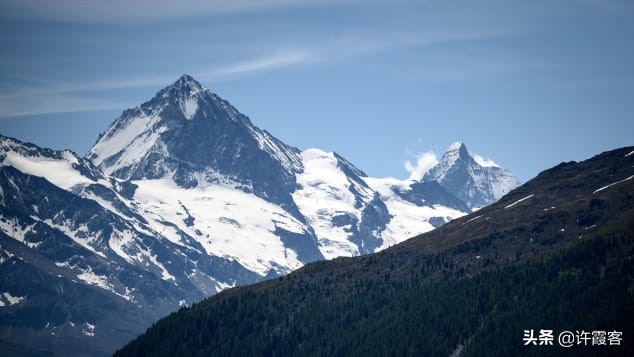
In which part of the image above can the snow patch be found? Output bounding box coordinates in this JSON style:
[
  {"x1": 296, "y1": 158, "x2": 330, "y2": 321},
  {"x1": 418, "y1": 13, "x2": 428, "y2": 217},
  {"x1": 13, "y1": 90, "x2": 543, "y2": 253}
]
[
  {"x1": 465, "y1": 215, "x2": 483, "y2": 224},
  {"x1": 88, "y1": 113, "x2": 164, "y2": 175},
  {"x1": 108, "y1": 228, "x2": 137, "y2": 264},
  {"x1": 473, "y1": 154, "x2": 500, "y2": 168},
  {"x1": 39, "y1": 218, "x2": 106, "y2": 258},
  {"x1": 0, "y1": 217, "x2": 38, "y2": 248},
  {"x1": 220, "y1": 280, "x2": 235, "y2": 290},
  {"x1": 364, "y1": 176, "x2": 467, "y2": 249},
  {"x1": 82, "y1": 322, "x2": 95, "y2": 337},
  {"x1": 447, "y1": 141, "x2": 464, "y2": 152},
  {"x1": 364, "y1": 177, "x2": 414, "y2": 200},
  {"x1": 1, "y1": 292, "x2": 26, "y2": 306},
  {"x1": 504, "y1": 194, "x2": 534, "y2": 209},
  {"x1": 2, "y1": 151, "x2": 97, "y2": 190},
  {"x1": 81, "y1": 189, "x2": 135, "y2": 222},
  {"x1": 57, "y1": 261, "x2": 134, "y2": 301},
  {"x1": 293, "y1": 149, "x2": 376, "y2": 259},
  {"x1": 134, "y1": 178, "x2": 305, "y2": 275},
  {"x1": 147, "y1": 252, "x2": 176, "y2": 282},
  {"x1": 593, "y1": 174, "x2": 634, "y2": 194},
  {"x1": 181, "y1": 97, "x2": 198, "y2": 120},
  {"x1": 377, "y1": 201, "x2": 465, "y2": 250},
  {"x1": 0, "y1": 245, "x2": 15, "y2": 265},
  {"x1": 76, "y1": 266, "x2": 111, "y2": 291}
]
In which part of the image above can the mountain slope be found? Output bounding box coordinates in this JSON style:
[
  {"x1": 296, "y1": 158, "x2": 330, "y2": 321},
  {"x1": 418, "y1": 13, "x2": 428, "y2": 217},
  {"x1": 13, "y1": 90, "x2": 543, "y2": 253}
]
[
  {"x1": 115, "y1": 146, "x2": 634, "y2": 356},
  {"x1": 423, "y1": 141, "x2": 520, "y2": 209},
  {"x1": 292, "y1": 149, "x2": 390, "y2": 258},
  {"x1": 87, "y1": 75, "x2": 302, "y2": 211},
  {"x1": 85, "y1": 75, "x2": 472, "y2": 262},
  {"x1": 0, "y1": 136, "x2": 261, "y2": 355},
  {"x1": 0, "y1": 75, "x2": 519, "y2": 355}
]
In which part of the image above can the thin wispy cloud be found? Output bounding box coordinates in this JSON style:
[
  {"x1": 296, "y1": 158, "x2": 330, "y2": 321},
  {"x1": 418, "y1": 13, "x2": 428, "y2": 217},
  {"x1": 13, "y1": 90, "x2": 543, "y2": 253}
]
[
  {"x1": 0, "y1": 0, "x2": 549, "y2": 119},
  {"x1": 0, "y1": 50, "x2": 317, "y2": 117},
  {"x1": 210, "y1": 51, "x2": 313, "y2": 77},
  {"x1": 0, "y1": 74, "x2": 178, "y2": 117},
  {"x1": 0, "y1": 75, "x2": 176, "y2": 99},
  {"x1": 0, "y1": 0, "x2": 365, "y2": 23},
  {"x1": 0, "y1": 27, "x2": 518, "y2": 118},
  {"x1": 0, "y1": 94, "x2": 129, "y2": 118}
]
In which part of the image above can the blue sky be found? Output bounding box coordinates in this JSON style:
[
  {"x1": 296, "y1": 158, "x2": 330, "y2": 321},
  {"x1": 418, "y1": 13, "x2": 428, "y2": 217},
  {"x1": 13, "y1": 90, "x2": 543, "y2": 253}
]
[{"x1": 0, "y1": 0, "x2": 632, "y2": 182}]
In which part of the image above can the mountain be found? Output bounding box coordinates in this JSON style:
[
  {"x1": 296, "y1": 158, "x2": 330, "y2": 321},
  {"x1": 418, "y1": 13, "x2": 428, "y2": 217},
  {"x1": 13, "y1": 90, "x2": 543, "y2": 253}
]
[
  {"x1": 423, "y1": 141, "x2": 520, "y2": 209},
  {"x1": 0, "y1": 135, "x2": 262, "y2": 355},
  {"x1": 115, "y1": 145, "x2": 634, "y2": 356},
  {"x1": 85, "y1": 74, "x2": 478, "y2": 261},
  {"x1": 0, "y1": 75, "x2": 518, "y2": 355},
  {"x1": 87, "y1": 75, "x2": 302, "y2": 209}
]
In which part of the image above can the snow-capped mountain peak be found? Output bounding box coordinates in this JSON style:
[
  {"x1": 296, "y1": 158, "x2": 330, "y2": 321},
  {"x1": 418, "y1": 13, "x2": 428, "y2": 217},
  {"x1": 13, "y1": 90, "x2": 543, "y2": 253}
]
[
  {"x1": 440, "y1": 141, "x2": 469, "y2": 167},
  {"x1": 86, "y1": 75, "x2": 302, "y2": 205},
  {"x1": 157, "y1": 74, "x2": 206, "y2": 120},
  {"x1": 0, "y1": 76, "x2": 523, "y2": 354},
  {"x1": 447, "y1": 141, "x2": 467, "y2": 154},
  {"x1": 167, "y1": 74, "x2": 206, "y2": 94},
  {"x1": 423, "y1": 142, "x2": 520, "y2": 210}
]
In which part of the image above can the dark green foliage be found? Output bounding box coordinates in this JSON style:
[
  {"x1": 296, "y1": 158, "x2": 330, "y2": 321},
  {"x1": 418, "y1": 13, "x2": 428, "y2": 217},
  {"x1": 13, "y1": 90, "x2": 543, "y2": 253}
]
[{"x1": 116, "y1": 230, "x2": 634, "y2": 356}]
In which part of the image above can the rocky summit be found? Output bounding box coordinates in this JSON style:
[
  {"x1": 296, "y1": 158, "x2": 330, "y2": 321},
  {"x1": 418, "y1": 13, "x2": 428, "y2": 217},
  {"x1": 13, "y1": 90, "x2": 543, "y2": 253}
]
[{"x1": 424, "y1": 141, "x2": 520, "y2": 209}]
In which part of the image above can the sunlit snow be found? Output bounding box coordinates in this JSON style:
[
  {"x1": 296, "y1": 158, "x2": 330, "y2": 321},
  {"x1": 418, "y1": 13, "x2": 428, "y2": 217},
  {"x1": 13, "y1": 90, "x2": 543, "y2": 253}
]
[
  {"x1": 293, "y1": 149, "x2": 373, "y2": 259},
  {"x1": 181, "y1": 98, "x2": 198, "y2": 120},
  {"x1": 473, "y1": 154, "x2": 500, "y2": 168},
  {"x1": 88, "y1": 113, "x2": 164, "y2": 175},
  {"x1": 363, "y1": 177, "x2": 465, "y2": 249},
  {"x1": 134, "y1": 178, "x2": 306, "y2": 275},
  {"x1": 2, "y1": 151, "x2": 100, "y2": 190}
]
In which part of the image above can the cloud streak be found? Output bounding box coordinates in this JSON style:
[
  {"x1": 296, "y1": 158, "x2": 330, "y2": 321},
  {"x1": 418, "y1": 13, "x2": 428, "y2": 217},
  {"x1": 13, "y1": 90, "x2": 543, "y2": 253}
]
[
  {"x1": 0, "y1": 49, "x2": 317, "y2": 118},
  {"x1": 0, "y1": 26, "x2": 515, "y2": 118},
  {"x1": 0, "y1": 93, "x2": 129, "y2": 118},
  {"x1": 0, "y1": 0, "x2": 537, "y2": 118},
  {"x1": 209, "y1": 51, "x2": 313, "y2": 77},
  {"x1": 0, "y1": 75, "x2": 176, "y2": 117}
]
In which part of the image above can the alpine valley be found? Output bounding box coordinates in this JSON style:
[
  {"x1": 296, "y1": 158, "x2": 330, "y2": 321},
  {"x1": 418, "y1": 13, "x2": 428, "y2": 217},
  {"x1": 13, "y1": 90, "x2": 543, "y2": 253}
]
[{"x1": 0, "y1": 75, "x2": 519, "y2": 355}]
